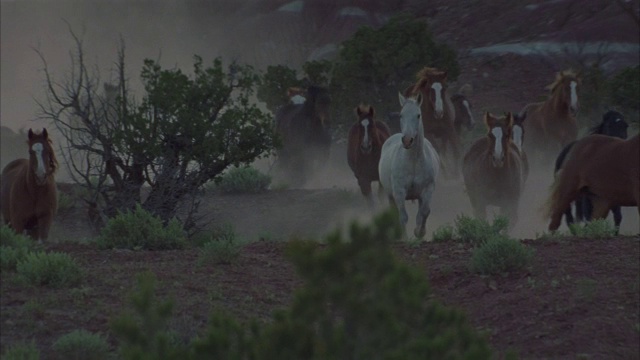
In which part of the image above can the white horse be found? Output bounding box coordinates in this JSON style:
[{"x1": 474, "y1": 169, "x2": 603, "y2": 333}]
[{"x1": 378, "y1": 93, "x2": 440, "y2": 239}]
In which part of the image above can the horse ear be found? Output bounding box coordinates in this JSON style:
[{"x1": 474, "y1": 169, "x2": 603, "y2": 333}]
[
  {"x1": 483, "y1": 112, "x2": 493, "y2": 127},
  {"x1": 505, "y1": 112, "x2": 514, "y2": 126},
  {"x1": 356, "y1": 106, "x2": 362, "y2": 117},
  {"x1": 28, "y1": 128, "x2": 34, "y2": 139},
  {"x1": 398, "y1": 92, "x2": 407, "y2": 106},
  {"x1": 416, "y1": 92, "x2": 423, "y2": 106},
  {"x1": 42, "y1": 128, "x2": 48, "y2": 139},
  {"x1": 442, "y1": 70, "x2": 448, "y2": 80},
  {"x1": 368, "y1": 105, "x2": 374, "y2": 118}
]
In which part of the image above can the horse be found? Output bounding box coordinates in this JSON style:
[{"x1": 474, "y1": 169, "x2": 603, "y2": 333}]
[
  {"x1": 553, "y1": 110, "x2": 629, "y2": 231},
  {"x1": 462, "y1": 112, "x2": 525, "y2": 228},
  {"x1": 1, "y1": 128, "x2": 59, "y2": 242},
  {"x1": 274, "y1": 85, "x2": 332, "y2": 186},
  {"x1": 378, "y1": 92, "x2": 440, "y2": 239},
  {"x1": 450, "y1": 93, "x2": 476, "y2": 136},
  {"x1": 520, "y1": 69, "x2": 581, "y2": 165},
  {"x1": 511, "y1": 111, "x2": 529, "y2": 184},
  {"x1": 347, "y1": 104, "x2": 391, "y2": 205},
  {"x1": 404, "y1": 67, "x2": 460, "y2": 179},
  {"x1": 545, "y1": 133, "x2": 639, "y2": 232}
]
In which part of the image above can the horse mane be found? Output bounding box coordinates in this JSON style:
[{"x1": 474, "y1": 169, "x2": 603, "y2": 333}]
[
  {"x1": 413, "y1": 66, "x2": 447, "y2": 93},
  {"x1": 356, "y1": 103, "x2": 373, "y2": 116},
  {"x1": 545, "y1": 69, "x2": 578, "y2": 92}
]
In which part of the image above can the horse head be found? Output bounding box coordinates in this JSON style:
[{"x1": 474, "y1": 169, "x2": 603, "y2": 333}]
[
  {"x1": 355, "y1": 104, "x2": 376, "y2": 154},
  {"x1": 27, "y1": 128, "x2": 58, "y2": 185},
  {"x1": 484, "y1": 112, "x2": 513, "y2": 168},
  {"x1": 511, "y1": 111, "x2": 527, "y2": 154},
  {"x1": 547, "y1": 69, "x2": 580, "y2": 117},
  {"x1": 398, "y1": 92, "x2": 423, "y2": 149},
  {"x1": 415, "y1": 67, "x2": 448, "y2": 119},
  {"x1": 596, "y1": 110, "x2": 628, "y2": 139},
  {"x1": 451, "y1": 93, "x2": 476, "y2": 130}
]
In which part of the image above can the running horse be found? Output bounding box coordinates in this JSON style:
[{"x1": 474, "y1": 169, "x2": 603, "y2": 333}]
[
  {"x1": 511, "y1": 111, "x2": 529, "y2": 184},
  {"x1": 553, "y1": 110, "x2": 629, "y2": 232},
  {"x1": 379, "y1": 92, "x2": 440, "y2": 239},
  {"x1": 274, "y1": 85, "x2": 331, "y2": 186},
  {"x1": 545, "y1": 133, "x2": 639, "y2": 232},
  {"x1": 1, "y1": 128, "x2": 58, "y2": 242},
  {"x1": 520, "y1": 69, "x2": 580, "y2": 165},
  {"x1": 462, "y1": 112, "x2": 525, "y2": 228},
  {"x1": 404, "y1": 67, "x2": 460, "y2": 178},
  {"x1": 450, "y1": 93, "x2": 476, "y2": 136},
  {"x1": 347, "y1": 104, "x2": 391, "y2": 205}
]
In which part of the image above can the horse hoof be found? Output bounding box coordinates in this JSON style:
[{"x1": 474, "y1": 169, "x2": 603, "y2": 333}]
[{"x1": 414, "y1": 228, "x2": 426, "y2": 239}]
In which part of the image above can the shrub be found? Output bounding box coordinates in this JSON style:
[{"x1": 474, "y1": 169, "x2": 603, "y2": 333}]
[
  {"x1": 52, "y1": 329, "x2": 110, "y2": 360},
  {"x1": 110, "y1": 271, "x2": 187, "y2": 360},
  {"x1": 216, "y1": 166, "x2": 271, "y2": 194},
  {"x1": 1, "y1": 341, "x2": 40, "y2": 360},
  {"x1": 96, "y1": 203, "x2": 187, "y2": 250},
  {"x1": 608, "y1": 65, "x2": 640, "y2": 115},
  {"x1": 569, "y1": 219, "x2": 618, "y2": 238},
  {"x1": 431, "y1": 224, "x2": 455, "y2": 242},
  {"x1": 16, "y1": 251, "x2": 83, "y2": 288},
  {"x1": 454, "y1": 215, "x2": 509, "y2": 245},
  {"x1": 470, "y1": 236, "x2": 534, "y2": 275},
  {"x1": 197, "y1": 224, "x2": 243, "y2": 266},
  {"x1": 256, "y1": 210, "x2": 492, "y2": 359},
  {"x1": 0, "y1": 225, "x2": 36, "y2": 272},
  {"x1": 56, "y1": 191, "x2": 76, "y2": 213}
]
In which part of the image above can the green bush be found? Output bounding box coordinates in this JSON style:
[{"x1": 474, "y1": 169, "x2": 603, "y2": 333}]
[
  {"x1": 256, "y1": 210, "x2": 492, "y2": 359},
  {"x1": 569, "y1": 219, "x2": 619, "y2": 238},
  {"x1": 470, "y1": 236, "x2": 534, "y2": 275},
  {"x1": 197, "y1": 224, "x2": 243, "y2": 265},
  {"x1": 216, "y1": 166, "x2": 271, "y2": 194},
  {"x1": 52, "y1": 329, "x2": 110, "y2": 360},
  {"x1": 431, "y1": 224, "x2": 455, "y2": 242},
  {"x1": 16, "y1": 251, "x2": 83, "y2": 288},
  {"x1": 1, "y1": 341, "x2": 40, "y2": 360},
  {"x1": 110, "y1": 271, "x2": 187, "y2": 360},
  {"x1": 454, "y1": 215, "x2": 509, "y2": 245},
  {"x1": 0, "y1": 225, "x2": 36, "y2": 272},
  {"x1": 608, "y1": 65, "x2": 640, "y2": 114},
  {"x1": 96, "y1": 204, "x2": 187, "y2": 250}
]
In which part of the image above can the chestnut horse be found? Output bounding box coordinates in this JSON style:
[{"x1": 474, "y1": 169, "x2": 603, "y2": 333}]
[
  {"x1": 553, "y1": 110, "x2": 629, "y2": 231},
  {"x1": 462, "y1": 112, "x2": 525, "y2": 228},
  {"x1": 1, "y1": 128, "x2": 58, "y2": 242},
  {"x1": 545, "y1": 133, "x2": 639, "y2": 232},
  {"x1": 347, "y1": 104, "x2": 391, "y2": 205},
  {"x1": 520, "y1": 69, "x2": 580, "y2": 165},
  {"x1": 511, "y1": 111, "x2": 529, "y2": 184},
  {"x1": 404, "y1": 67, "x2": 460, "y2": 178}
]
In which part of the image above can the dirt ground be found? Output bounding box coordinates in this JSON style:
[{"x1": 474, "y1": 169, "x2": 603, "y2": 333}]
[{"x1": 2, "y1": 0, "x2": 639, "y2": 358}]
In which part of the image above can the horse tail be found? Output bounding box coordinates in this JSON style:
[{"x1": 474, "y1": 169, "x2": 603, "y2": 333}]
[{"x1": 541, "y1": 170, "x2": 564, "y2": 220}]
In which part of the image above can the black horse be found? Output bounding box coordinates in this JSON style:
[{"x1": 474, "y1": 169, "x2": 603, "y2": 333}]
[
  {"x1": 554, "y1": 110, "x2": 629, "y2": 231},
  {"x1": 274, "y1": 85, "x2": 332, "y2": 186}
]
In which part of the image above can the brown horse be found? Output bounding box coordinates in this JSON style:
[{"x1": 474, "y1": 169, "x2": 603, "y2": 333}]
[
  {"x1": 274, "y1": 85, "x2": 332, "y2": 186},
  {"x1": 520, "y1": 69, "x2": 581, "y2": 165},
  {"x1": 511, "y1": 111, "x2": 529, "y2": 184},
  {"x1": 545, "y1": 133, "x2": 639, "y2": 232},
  {"x1": 347, "y1": 104, "x2": 391, "y2": 205},
  {"x1": 462, "y1": 112, "x2": 525, "y2": 227},
  {"x1": 404, "y1": 67, "x2": 460, "y2": 178},
  {"x1": 450, "y1": 93, "x2": 476, "y2": 136},
  {"x1": 1, "y1": 128, "x2": 58, "y2": 242}
]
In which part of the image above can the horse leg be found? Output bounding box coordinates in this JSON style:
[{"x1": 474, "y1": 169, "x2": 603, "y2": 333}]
[
  {"x1": 390, "y1": 189, "x2": 409, "y2": 240},
  {"x1": 414, "y1": 183, "x2": 435, "y2": 239},
  {"x1": 468, "y1": 195, "x2": 487, "y2": 221},
  {"x1": 589, "y1": 198, "x2": 611, "y2": 221},
  {"x1": 611, "y1": 206, "x2": 622, "y2": 235},
  {"x1": 358, "y1": 177, "x2": 374, "y2": 207},
  {"x1": 36, "y1": 214, "x2": 53, "y2": 243}
]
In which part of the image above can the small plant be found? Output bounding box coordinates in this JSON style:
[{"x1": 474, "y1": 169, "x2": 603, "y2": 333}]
[
  {"x1": 470, "y1": 236, "x2": 534, "y2": 275},
  {"x1": 52, "y1": 329, "x2": 110, "y2": 360},
  {"x1": 432, "y1": 224, "x2": 455, "y2": 242},
  {"x1": 0, "y1": 225, "x2": 37, "y2": 272},
  {"x1": 215, "y1": 166, "x2": 271, "y2": 194},
  {"x1": 197, "y1": 224, "x2": 243, "y2": 266},
  {"x1": 569, "y1": 219, "x2": 618, "y2": 238},
  {"x1": 56, "y1": 191, "x2": 76, "y2": 213},
  {"x1": 110, "y1": 271, "x2": 186, "y2": 359},
  {"x1": 16, "y1": 251, "x2": 83, "y2": 288},
  {"x1": 1, "y1": 340, "x2": 40, "y2": 360},
  {"x1": 452, "y1": 214, "x2": 509, "y2": 245},
  {"x1": 96, "y1": 203, "x2": 187, "y2": 250}
]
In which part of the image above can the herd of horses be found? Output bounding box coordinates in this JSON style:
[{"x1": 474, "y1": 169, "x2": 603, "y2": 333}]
[{"x1": 1, "y1": 67, "x2": 638, "y2": 242}]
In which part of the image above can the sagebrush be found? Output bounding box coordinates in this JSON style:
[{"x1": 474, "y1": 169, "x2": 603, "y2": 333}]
[
  {"x1": 16, "y1": 251, "x2": 83, "y2": 288},
  {"x1": 52, "y1": 329, "x2": 110, "y2": 360}
]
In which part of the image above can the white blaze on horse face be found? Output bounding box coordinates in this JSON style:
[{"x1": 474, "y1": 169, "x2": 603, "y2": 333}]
[
  {"x1": 432, "y1": 82, "x2": 443, "y2": 118},
  {"x1": 491, "y1": 127, "x2": 504, "y2": 164},
  {"x1": 360, "y1": 118, "x2": 371, "y2": 153},
  {"x1": 290, "y1": 94, "x2": 306, "y2": 105},
  {"x1": 31, "y1": 142, "x2": 46, "y2": 180},
  {"x1": 512, "y1": 125, "x2": 523, "y2": 152},
  {"x1": 569, "y1": 81, "x2": 578, "y2": 112},
  {"x1": 463, "y1": 99, "x2": 475, "y2": 126},
  {"x1": 400, "y1": 100, "x2": 421, "y2": 149}
]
